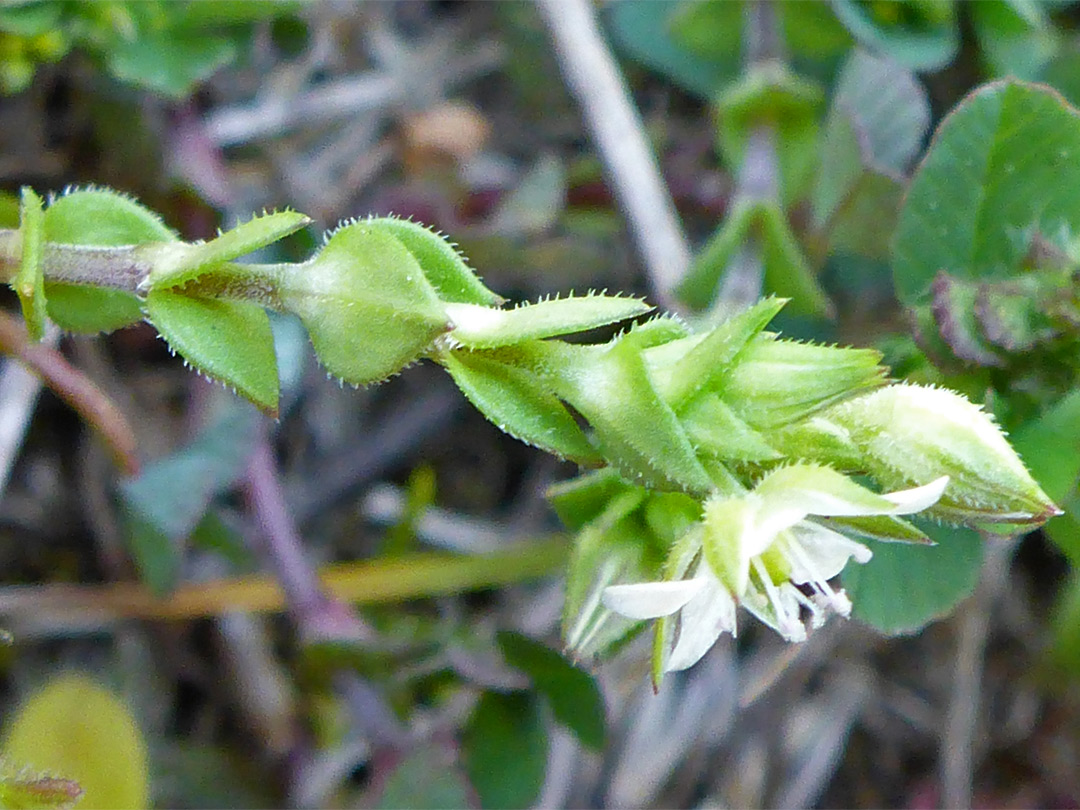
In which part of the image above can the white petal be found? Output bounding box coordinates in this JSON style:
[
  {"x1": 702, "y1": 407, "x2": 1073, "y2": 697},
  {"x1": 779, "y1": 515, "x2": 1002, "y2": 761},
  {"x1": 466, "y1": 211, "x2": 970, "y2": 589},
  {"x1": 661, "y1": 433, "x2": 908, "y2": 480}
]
[
  {"x1": 881, "y1": 476, "x2": 950, "y2": 513},
  {"x1": 785, "y1": 523, "x2": 872, "y2": 582},
  {"x1": 665, "y1": 574, "x2": 737, "y2": 672},
  {"x1": 602, "y1": 579, "x2": 704, "y2": 620}
]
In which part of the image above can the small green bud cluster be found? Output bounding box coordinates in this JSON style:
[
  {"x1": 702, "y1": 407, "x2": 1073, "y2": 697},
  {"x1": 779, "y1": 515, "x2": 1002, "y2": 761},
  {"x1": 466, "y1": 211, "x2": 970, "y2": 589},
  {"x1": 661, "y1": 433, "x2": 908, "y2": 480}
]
[{"x1": 0, "y1": 187, "x2": 1058, "y2": 681}]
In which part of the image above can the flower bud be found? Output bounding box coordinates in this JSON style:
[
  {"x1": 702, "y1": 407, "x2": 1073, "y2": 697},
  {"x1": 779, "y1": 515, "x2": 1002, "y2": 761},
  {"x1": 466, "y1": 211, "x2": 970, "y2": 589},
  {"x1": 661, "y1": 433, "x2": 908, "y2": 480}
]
[{"x1": 825, "y1": 383, "x2": 1060, "y2": 526}]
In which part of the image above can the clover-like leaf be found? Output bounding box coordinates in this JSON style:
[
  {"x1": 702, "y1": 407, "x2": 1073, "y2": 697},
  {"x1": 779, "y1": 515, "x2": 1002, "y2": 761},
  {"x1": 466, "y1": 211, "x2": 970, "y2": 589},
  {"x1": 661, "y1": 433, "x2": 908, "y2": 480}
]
[
  {"x1": 366, "y1": 217, "x2": 501, "y2": 305},
  {"x1": 43, "y1": 188, "x2": 178, "y2": 333},
  {"x1": 280, "y1": 222, "x2": 450, "y2": 385},
  {"x1": 441, "y1": 350, "x2": 599, "y2": 463},
  {"x1": 145, "y1": 289, "x2": 279, "y2": 415},
  {"x1": 14, "y1": 187, "x2": 46, "y2": 340},
  {"x1": 446, "y1": 293, "x2": 652, "y2": 349},
  {"x1": 147, "y1": 210, "x2": 311, "y2": 290}
]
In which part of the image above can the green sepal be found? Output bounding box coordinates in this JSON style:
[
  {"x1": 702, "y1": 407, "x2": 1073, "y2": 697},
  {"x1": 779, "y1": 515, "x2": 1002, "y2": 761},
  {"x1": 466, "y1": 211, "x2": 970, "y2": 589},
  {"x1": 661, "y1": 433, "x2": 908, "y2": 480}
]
[
  {"x1": 43, "y1": 188, "x2": 178, "y2": 333},
  {"x1": 818, "y1": 514, "x2": 933, "y2": 545},
  {"x1": 446, "y1": 294, "x2": 652, "y2": 349},
  {"x1": 365, "y1": 217, "x2": 501, "y2": 305},
  {"x1": 646, "y1": 296, "x2": 787, "y2": 407},
  {"x1": 547, "y1": 467, "x2": 636, "y2": 531},
  {"x1": 643, "y1": 491, "x2": 703, "y2": 546},
  {"x1": 680, "y1": 393, "x2": 782, "y2": 462},
  {"x1": 518, "y1": 322, "x2": 713, "y2": 493},
  {"x1": 147, "y1": 210, "x2": 311, "y2": 290},
  {"x1": 145, "y1": 290, "x2": 280, "y2": 415},
  {"x1": 15, "y1": 187, "x2": 47, "y2": 340},
  {"x1": 721, "y1": 334, "x2": 886, "y2": 429},
  {"x1": 562, "y1": 488, "x2": 654, "y2": 659},
  {"x1": 280, "y1": 222, "x2": 451, "y2": 385},
  {"x1": 441, "y1": 349, "x2": 599, "y2": 463}
]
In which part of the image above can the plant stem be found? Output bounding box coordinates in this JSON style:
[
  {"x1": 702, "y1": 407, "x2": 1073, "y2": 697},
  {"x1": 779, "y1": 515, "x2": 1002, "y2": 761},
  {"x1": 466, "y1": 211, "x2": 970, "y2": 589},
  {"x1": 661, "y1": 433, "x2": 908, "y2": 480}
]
[
  {"x1": 0, "y1": 536, "x2": 569, "y2": 621},
  {"x1": 0, "y1": 229, "x2": 289, "y2": 309}
]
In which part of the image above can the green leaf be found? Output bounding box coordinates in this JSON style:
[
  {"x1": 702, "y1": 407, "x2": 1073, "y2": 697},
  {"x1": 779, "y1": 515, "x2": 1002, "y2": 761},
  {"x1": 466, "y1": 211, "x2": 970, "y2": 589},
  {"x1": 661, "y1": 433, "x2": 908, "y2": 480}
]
[
  {"x1": 446, "y1": 294, "x2": 652, "y2": 348},
  {"x1": 812, "y1": 49, "x2": 928, "y2": 259},
  {"x1": 893, "y1": 81, "x2": 1080, "y2": 306},
  {"x1": 677, "y1": 197, "x2": 756, "y2": 309},
  {"x1": 441, "y1": 350, "x2": 599, "y2": 463},
  {"x1": 3, "y1": 674, "x2": 148, "y2": 810},
  {"x1": 972, "y1": 0, "x2": 1057, "y2": 81},
  {"x1": 42, "y1": 284, "x2": 145, "y2": 334},
  {"x1": 281, "y1": 222, "x2": 450, "y2": 385},
  {"x1": 106, "y1": 30, "x2": 237, "y2": 98},
  {"x1": 15, "y1": 187, "x2": 46, "y2": 340},
  {"x1": 148, "y1": 210, "x2": 311, "y2": 290},
  {"x1": 463, "y1": 691, "x2": 548, "y2": 810},
  {"x1": 606, "y1": 1, "x2": 739, "y2": 98},
  {"x1": 1010, "y1": 388, "x2": 1080, "y2": 504},
  {"x1": 831, "y1": 0, "x2": 959, "y2": 71},
  {"x1": 715, "y1": 62, "x2": 824, "y2": 204},
  {"x1": 497, "y1": 632, "x2": 606, "y2": 751},
  {"x1": 758, "y1": 202, "x2": 831, "y2": 316},
  {"x1": 145, "y1": 289, "x2": 279, "y2": 415},
  {"x1": 366, "y1": 217, "x2": 500, "y2": 305},
  {"x1": 844, "y1": 522, "x2": 984, "y2": 634},
  {"x1": 43, "y1": 188, "x2": 177, "y2": 333},
  {"x1": 43, "y1": 188, "x2": 177, "y2": 245},
  {"x1": 376, "y1": 745, "x2": 472, "y2": 810},
  {"x1": 488, "y1": 153, "x2": 568, "y2": 236},
  {"x1": 119, "y1": 404, "x2": 260, "y2": 594}
]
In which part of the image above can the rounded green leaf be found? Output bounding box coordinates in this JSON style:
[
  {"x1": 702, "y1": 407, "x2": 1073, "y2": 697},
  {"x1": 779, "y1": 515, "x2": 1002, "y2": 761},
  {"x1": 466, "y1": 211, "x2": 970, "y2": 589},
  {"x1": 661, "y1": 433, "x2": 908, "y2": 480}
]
[
  {"x1": 367, "y1": 217, "x2": 501, "y2": 305},
  {"x1": 43, "y1": 188, "x2": 177, "y2": 333},
  {"x1": 844, "y1": 523, "x2": 984, "y2": 634},
  {"x1": 281, "y1": 222, "x2": 450, "y2": 385},
  {"x1": 146, "y1": 289, "x2": 280, "y2": 415}
]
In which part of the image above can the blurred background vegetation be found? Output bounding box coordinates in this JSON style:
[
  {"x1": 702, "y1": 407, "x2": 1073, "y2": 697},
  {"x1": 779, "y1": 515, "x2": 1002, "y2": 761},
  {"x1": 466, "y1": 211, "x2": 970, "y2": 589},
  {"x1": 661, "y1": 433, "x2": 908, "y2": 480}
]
[{"x1": 2, "y1": 1, "x2": 1080, "y2": 808}]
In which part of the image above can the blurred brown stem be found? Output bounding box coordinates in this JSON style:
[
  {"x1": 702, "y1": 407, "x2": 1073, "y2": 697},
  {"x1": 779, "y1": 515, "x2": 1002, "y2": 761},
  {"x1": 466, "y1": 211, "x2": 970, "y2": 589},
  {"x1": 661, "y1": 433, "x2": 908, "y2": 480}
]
[{"x1": 0, "y1": 311, "x2": 138, "y2": 475}]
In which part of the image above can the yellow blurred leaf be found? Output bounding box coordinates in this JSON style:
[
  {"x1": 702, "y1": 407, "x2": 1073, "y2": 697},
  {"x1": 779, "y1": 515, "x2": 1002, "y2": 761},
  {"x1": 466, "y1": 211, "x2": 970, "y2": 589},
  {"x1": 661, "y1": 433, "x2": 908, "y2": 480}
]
[{"x1": 2, "y1": 674, "x2": 148, "y2": 810}]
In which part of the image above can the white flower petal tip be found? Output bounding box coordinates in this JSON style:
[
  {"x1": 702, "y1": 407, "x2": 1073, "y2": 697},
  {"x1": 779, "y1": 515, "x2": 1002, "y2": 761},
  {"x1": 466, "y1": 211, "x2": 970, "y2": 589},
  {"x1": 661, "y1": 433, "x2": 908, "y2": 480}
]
[
  {"x1": 882, "y1": 476, "x2": 950, "y2": 513},
  {"x1": 602, "y1": 579, "x2": 704, "y2": 620}
]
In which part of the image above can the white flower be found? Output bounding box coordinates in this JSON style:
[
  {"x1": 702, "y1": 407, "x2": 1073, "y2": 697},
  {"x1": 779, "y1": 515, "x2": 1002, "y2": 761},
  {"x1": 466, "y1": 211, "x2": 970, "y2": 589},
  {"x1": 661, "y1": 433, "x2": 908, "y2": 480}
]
[{"x1": 602, "y1": 466, "x2": 948, "y2": 672}]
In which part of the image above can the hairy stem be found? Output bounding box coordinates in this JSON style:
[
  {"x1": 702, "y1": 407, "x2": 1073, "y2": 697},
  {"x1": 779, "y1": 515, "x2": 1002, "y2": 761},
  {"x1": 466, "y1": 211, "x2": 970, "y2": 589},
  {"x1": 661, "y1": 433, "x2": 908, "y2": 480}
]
[{"x1": 0, "y1": 228, "x2": 289, "y2": 308}]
